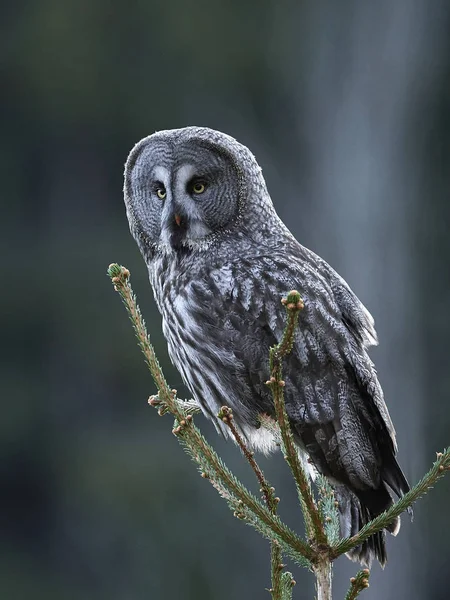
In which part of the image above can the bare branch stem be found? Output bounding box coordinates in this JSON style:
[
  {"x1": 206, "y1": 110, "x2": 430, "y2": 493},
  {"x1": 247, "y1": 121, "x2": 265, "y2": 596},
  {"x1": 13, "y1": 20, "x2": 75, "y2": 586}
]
[
  {"x1": 315, "y1": 557, "x2": 332, "y2": 600},
  {"x1": 218, "y1": 406, "x2": 278, "y2": 512},
  {"x1": 218, "y1": 405, "x2": 287, "y2": 598}
]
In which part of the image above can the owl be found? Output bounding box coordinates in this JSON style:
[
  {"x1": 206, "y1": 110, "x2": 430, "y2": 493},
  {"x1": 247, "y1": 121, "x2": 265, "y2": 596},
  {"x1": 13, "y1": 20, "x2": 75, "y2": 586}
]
[{"x1": 123, "y1": 126, "x2": 409, "y2": 566}]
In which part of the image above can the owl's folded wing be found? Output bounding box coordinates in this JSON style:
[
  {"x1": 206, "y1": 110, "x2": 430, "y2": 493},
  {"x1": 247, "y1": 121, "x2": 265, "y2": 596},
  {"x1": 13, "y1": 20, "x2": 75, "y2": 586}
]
[{"x1": 210, "y1": 250, "x2": 408, "y2": 501}]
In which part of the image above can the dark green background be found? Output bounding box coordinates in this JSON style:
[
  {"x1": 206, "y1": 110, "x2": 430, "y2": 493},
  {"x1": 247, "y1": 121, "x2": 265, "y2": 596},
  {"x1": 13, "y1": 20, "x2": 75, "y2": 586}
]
[{"x1": 2, "y1": 2, "x2": 450, "y2": 599}]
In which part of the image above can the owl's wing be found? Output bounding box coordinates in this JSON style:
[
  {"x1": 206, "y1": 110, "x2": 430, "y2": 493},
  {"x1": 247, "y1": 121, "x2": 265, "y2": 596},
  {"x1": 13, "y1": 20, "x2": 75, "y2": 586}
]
[
  {"x1": 307, "y1": 247, "x2": 379, "y2": 348},
  {"x1": 212, "y1": 248, "x2": 409, "y2": 507}
]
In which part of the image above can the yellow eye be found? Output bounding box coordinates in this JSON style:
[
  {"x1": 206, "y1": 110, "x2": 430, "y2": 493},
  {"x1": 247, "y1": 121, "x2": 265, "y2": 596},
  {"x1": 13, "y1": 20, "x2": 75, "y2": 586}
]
[
  {"x1": 192, "y1": 181, "x2": 206, "y2": 194},
  {"x1": 156, "y1": 188, "x2": 166, "y2": 200}
]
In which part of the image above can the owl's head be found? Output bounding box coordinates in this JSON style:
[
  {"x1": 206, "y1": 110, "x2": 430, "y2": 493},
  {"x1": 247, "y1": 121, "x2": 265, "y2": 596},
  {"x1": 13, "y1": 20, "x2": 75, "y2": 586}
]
[{"x1": 124, "y1": 127, "x2": 277, "y2": 258}]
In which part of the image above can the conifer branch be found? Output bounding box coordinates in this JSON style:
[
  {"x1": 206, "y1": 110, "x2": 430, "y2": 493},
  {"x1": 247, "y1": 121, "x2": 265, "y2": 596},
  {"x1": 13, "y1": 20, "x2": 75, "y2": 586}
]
[
  {"x1": 108, "y1": 264, "x2": 184, "y2": 420},
  {"x1": 331, "y1": 448, "x2": 450, "y2": 558},
  {"x1": 169, "y1": 396, "x2": 314, "y2": 566},
  {"x1": 344, "y1": 570, "x2": 370, "y2": 600},
  {"x1": 267, "y1": 291, "x2": 327, "y2": 547},
  {"x1": 269, "y1": 543, "x2": 284, "y2": 599},
  {"x1": 280, "y1": 571, "x2": 297, "y2": 599},
  {"x1": 108, "y1": 263, "x2": 450, "y2": 600},
  {"x1": 107, "y1": 264, "x2": 313, "y2": 568}
]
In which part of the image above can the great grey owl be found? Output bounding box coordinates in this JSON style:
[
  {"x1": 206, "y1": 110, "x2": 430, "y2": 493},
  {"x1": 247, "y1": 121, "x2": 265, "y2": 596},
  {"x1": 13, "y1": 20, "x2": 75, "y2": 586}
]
[{"x1": 123, "y1": 126, "x2": 409, "y2": 566}]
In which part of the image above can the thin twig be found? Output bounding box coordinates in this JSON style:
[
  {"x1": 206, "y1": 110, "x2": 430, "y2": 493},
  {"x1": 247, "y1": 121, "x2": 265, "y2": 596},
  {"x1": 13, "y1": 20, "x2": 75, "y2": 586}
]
[
  {"x1": 344, "y1": 570, "x2": 370, "y2": 600},
  {"x1": 218, "y1": 406, "x2": 286, "y2": 598},
  {"x1": 267, "y1": 290, "x2": 327, "y2": 547},
  {"x1": 218, "y1": 406, "x2": 278, "y2": 512}
]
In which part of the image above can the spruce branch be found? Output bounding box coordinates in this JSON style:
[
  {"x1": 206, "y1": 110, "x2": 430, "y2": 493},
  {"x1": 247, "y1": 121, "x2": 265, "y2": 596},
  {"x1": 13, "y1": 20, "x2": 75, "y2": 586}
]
[
  {"x1": 270, "y1": 543, "x2": 284, "y2": 599},
  {"x1": 108, "y1": 263, "x2": 450, "y2": 600},
  {"x1": 331, "y1": 448, "x2": 450, "y2": 558},
  {"x1": 107, "y1": 264, "x2": 314, "y2": 568},
  {"x1": 267, "y1": 290, "x2": 327, "y2": 547},
  {"x1": 172, "y1": 405, "x2": 313, "y2": 564},
  {"x1": 108, "y1": 264, "x2": 184, "y2": 420},
  {"x1": 173, "y1": 414, "x2": 313, "y2": 568},
  {"x1": 344, "y1": 570, "x2": 370, "y2": 600},
  {"x1": 280, "y1": 571, "x2": 297, "y2": 600}
]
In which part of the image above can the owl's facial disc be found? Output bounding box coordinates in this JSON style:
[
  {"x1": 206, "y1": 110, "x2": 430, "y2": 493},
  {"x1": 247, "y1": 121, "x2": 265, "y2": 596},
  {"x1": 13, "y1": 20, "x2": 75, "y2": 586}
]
[{"x1": 125, "y1": 136, "x2": 241, "y2": 255}]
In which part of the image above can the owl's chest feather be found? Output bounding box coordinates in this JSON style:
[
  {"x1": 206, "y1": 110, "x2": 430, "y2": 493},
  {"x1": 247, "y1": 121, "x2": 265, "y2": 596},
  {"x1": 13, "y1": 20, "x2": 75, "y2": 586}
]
[
  {"x1": 149, "y1": 255, "x2": 266, "y2": 426},
  {"x1": 150, "y1": 256, "x2": 225, "y2": 371}
]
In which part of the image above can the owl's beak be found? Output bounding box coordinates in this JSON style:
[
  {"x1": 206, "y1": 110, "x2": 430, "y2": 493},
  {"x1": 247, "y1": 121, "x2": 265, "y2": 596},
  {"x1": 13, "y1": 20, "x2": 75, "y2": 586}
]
[{"x1": 167, "y1": 205, "x2": 188, "y2": 248}]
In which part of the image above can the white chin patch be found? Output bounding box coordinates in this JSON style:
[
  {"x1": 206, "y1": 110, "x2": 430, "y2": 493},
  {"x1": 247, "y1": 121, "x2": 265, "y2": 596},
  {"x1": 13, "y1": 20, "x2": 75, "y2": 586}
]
[
  {"x1": 160, "y1": 219, "x2": 212, "y2": 251},
  {"x1": 187, "y1": 219, "x2": 212, "y2": 240}
]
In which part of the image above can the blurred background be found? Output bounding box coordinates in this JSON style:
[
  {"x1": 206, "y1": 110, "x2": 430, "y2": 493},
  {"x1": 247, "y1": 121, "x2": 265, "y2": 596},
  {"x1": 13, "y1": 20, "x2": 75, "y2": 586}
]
[{"x1": 2, "y1": 1, "x2": 450, "y2": 599}]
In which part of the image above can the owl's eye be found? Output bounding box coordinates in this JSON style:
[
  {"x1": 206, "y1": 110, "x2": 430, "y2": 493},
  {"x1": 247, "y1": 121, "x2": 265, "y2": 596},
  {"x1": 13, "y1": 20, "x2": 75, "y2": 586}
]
[
  {"x1": 192, "y1": 181, "x2": 206, "y2": 194},
  {"x1": 156, "y1": 187, "x2": 166, "y2": 200}
]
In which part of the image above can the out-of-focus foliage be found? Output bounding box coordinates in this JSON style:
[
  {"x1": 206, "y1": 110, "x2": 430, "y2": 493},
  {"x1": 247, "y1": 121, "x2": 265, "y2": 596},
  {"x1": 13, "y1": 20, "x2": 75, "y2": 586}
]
[{"x1": 1, "y1": 1, "x2": 449, "y2": 599}]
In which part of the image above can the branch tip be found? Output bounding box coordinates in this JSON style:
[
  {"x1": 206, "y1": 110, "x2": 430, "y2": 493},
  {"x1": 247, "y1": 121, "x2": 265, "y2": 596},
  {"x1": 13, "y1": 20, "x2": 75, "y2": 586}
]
[
  {"x1": 332, "y1": 447, "x2": 450, "y2": 559},
  {"x1": 345, "y1": 569, "x2": 371, "y2": 600}
]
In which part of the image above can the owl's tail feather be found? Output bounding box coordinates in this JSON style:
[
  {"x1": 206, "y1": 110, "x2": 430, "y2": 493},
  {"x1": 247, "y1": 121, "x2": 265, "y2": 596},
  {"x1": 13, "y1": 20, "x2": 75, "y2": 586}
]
[{"x1": 333, "y1": 485, "x2": 401, "y2": 568}]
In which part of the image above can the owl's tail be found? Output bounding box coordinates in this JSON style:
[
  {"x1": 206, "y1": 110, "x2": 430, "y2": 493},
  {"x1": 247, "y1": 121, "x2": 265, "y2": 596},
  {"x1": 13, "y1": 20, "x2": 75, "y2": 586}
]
[{"x1": 334, "y1": 485, "x2": 402, "y2": 568}]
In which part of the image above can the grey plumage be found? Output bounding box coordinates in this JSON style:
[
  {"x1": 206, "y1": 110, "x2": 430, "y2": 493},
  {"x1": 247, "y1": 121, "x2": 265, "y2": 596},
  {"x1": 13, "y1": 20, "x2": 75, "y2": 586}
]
[{"x1": 123, "y1": 126, "x2": 409, "y2": 566}]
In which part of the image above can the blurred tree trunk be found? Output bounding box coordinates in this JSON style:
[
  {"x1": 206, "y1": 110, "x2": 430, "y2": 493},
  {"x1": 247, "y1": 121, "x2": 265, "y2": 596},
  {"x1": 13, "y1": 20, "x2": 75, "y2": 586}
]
[{"x1": 275, "y1": 1, "x2": 450, "y2": 598}]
